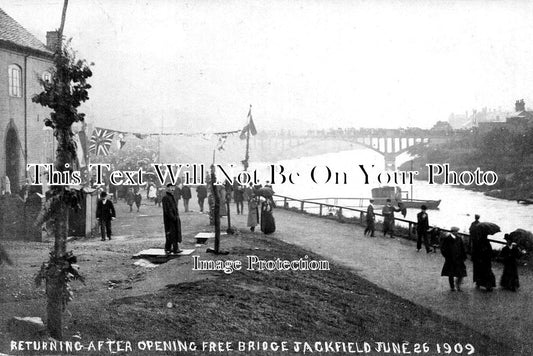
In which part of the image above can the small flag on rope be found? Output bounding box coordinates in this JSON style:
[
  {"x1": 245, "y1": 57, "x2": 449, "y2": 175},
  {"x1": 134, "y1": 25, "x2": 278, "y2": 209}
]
[
  {"x1": 74, "y1": 133, "x2": 86, "y2": 167},
  {"x1": 89, "y1": 127, "x2": 114, "y2": 156},
  {"x1": 117, "y1": 133, "x2": 126, "y2": 150},
  {"x1": 217, "y1": 134, "x2": 228, "y2": 151},
  {"x1": 133, "y1": 133, "x2": 148, "y2": 139},
  {"x1": 239, "y1": 106, "x2": 257, "y2": 140},
  {"x1": 73, "y1": 121, "x2": 88, "y2": 167}
]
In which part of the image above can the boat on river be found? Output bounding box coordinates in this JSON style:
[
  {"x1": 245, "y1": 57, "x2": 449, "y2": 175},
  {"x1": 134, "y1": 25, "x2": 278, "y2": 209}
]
[{"x1": 371, "y1": 186, "x2": 441, "y2": 209}]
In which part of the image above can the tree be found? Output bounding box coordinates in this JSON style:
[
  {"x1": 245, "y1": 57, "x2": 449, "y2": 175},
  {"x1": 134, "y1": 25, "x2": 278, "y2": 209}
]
[
  {"x1": 430, "y1": 120, "x2": 453, "y2": 133},
  {"x1": 32, "y1": 38, "x2": 92, "y2": 339}
]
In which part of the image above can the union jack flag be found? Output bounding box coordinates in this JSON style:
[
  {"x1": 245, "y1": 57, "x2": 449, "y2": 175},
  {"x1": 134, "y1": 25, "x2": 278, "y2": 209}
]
[{"x1": 89, "y1": 128, "x2": 114, "y2": 156}]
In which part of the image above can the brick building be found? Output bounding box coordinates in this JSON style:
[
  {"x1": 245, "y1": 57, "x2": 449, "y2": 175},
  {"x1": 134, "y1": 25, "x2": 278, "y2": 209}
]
[{"x1": 0, "y1": 8, "x2": 55, "y2": 194}]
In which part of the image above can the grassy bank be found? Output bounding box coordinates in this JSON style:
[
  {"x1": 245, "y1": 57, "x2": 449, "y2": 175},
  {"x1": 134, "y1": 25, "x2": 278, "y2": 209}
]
[{"x1": 0, "y1": 204, "x2": 515, "y2": 355}]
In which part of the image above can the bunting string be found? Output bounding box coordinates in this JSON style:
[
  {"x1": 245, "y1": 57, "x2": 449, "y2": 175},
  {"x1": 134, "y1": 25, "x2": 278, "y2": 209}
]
[
  {"x1": 86, "y1": 107, "x2": 256, "y2": 156},
  {"x1": 87, "y1": 127, "x2": 243, "y2": 156}
]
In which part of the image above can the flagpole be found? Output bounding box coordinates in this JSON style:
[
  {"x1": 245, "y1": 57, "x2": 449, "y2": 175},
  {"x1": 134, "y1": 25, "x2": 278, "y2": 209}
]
[
  {"x1": 158, "y1": 114, "x2": 162, "y2": 161},
  {"x1": 244, "y1": 105, "x2": 251, "y2": 171}
]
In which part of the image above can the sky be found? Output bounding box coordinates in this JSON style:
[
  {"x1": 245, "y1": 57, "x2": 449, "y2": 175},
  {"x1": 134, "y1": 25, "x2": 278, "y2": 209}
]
[{"x1": 2, "y1": 0, "x2": 533, "y2": 132}]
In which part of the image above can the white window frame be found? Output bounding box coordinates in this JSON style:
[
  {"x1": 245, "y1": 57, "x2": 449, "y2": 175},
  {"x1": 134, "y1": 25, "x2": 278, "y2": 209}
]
[{"x1": 8, "y1": 64, "x2": 22, "y2": 97}]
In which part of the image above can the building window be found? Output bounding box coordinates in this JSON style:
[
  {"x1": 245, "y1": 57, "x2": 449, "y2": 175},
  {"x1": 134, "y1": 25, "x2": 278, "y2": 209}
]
[{"x1": 8, "y1": 65, "x2": 22, "y2": 97}]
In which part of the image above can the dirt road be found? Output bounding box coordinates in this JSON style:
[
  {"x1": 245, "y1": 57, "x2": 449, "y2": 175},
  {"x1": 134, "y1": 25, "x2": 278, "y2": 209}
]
[{"x1": 267, "y1": 208, "x2": 533, "y2": 354}]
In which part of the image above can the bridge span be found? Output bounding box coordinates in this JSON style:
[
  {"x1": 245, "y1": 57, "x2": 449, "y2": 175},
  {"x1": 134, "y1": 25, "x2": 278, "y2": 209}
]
[{"x1": 253, "y1": 128, "x2": 467, "y2": 170}]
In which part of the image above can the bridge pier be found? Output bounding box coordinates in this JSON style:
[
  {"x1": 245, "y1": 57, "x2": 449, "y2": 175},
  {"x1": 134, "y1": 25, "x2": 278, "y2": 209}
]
[{"x1": 384, "y1": 153, "x2": 396, "y2": 171}]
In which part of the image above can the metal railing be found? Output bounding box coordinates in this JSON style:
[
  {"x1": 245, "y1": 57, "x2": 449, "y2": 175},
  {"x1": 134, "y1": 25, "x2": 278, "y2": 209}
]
[{"x1": 273, "y1": 194, "x2": 505, "y2": 247}]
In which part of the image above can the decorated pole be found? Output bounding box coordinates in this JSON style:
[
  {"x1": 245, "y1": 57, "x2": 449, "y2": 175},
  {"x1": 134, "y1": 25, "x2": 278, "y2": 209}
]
[
  {"x1": 32, "y1": 0, "x2": 91, "y2": 339},
  {"x1": 48, "y1": 0, "x2": 70, "y2": 339}
]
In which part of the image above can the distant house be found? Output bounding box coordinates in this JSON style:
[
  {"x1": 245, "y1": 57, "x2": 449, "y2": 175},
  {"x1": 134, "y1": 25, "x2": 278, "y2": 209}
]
[
  {"x1": 449, "y1": 107, "x2": 516, "y2": 130},
  {"x1": 505, "y1": 111, "x2": 533, "y2": 133},
  {"x1": 0, "y1": 8, "x2": 57, "y2": 193}
]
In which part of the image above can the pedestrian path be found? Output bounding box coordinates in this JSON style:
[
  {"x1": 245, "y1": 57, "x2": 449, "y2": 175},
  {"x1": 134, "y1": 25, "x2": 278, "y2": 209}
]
[{"x1": 267, "y1": 209, "x2": 533, "y2": 354}]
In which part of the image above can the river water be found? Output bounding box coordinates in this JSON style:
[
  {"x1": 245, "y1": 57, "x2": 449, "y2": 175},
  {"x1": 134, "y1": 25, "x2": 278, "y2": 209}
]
[{"x1": 250, "y1": 148, "x2": 533, "y2": 247}]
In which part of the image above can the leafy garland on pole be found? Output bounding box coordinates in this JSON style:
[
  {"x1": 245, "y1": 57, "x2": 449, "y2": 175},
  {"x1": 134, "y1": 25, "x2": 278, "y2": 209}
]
[{"x1": 32, "y1": 37, "x2": 92, "y2": 338}]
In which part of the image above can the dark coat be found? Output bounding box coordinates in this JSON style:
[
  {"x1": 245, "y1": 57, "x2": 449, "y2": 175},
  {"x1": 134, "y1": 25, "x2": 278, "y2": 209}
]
[
  {"x1": 260, "y1": 200, "x2": 276, "y2": 234},
  {"x1": 181, "y1": 185, "x2": 192, "y2": 200},
  {"x1": 382, "y1": 204, "x2": 400, "y2": 231},
  {"x1": 468, "y1": 220, "x2": 480, "y2": 253},
  {"x1": 173, "y1": 186, "x2": 182, "y2": 201},
  {"x1": 125, "y1": 190, "x2": 135, "y2": 206},
  {"x1": 162, "y1": 192, "x2": 182, "y2": 243},
  {"x1": 417, "y1": 211, "x2": 429, "y2": 233},
  {"x1": 382, "y1": 204, "x2": 400, "y2": 223},
  {"x1": 134, "y1": 192, "x2": 142, "y2": 205},
  {"x1": 500, "y1": 244, "x2": 521, "y2": 290},
  {"x1": 196, "y1": 185, "x2": 207, "y2": 199},
  {"x1": 96, "y1": 199, "x2": 116, "y2": 221},
  {"x1": 441, "y1": 233, "x2": 467, "y2": 277},
  {"x1": 234, "y1": 186, "x2": 245, "y2": 202},
  {"x1": 366, "y1": 204, "x2": 375, "y2": 223},
  {"x1": 472, "y1": 234, "x2": 496, "y2": 288}
]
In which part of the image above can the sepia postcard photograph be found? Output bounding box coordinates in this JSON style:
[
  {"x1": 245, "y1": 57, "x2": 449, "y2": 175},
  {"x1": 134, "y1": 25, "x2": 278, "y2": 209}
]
[{"x1": 0, "y1": 0, "x2": 532, "y2": 355}]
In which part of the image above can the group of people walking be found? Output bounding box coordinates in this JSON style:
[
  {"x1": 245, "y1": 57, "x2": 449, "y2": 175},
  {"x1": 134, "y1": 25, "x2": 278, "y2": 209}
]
[
  {"x1": 213, "y1": 180, "x2": 276, "y2": 235},
  {"x1": 441, "y1": 214, "x2": 522, "y2": 292},
  {"x1": 364, "y1": 198, "x2": 405, "y2": 238},
  {"x1": 364, "y1": 201, "x2": 524, "y2": 293},
  {"x1": 95, "y1": 178, "x2": 277, "y2": 254},
  {"x1": 245, "y1": 187, "x2": 276, "y2": 234},
  {"x1": 161, "y1": 180, "x2": 276, "y2": 253}
]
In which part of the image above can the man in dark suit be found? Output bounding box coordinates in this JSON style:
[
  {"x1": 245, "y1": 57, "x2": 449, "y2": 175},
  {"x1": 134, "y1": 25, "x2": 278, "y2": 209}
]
[
  {"x1": 382, "y1": 199, "x2": 401, "y2": 238},
  {"x1": 441, "y1": 226, "x2": 467, "y2": 291},
  {"x1": 417, "y1": 205, "x2": 431, "y2": 253},
  {"x1": 162, "y1": 183, "x2": 182, "y2": 254},
  {"x1": 96, "y1": 191, "x2": 116, "y2": 241},
  {"x1": 196, "y1": 184, "x2": 207, "y2": 212},
  {"x1": 364, "y1": 199, "x2": 375, "y2": 237},
  {"x1": 181, "y1": 184, "x2": 192, "y2": 212}
]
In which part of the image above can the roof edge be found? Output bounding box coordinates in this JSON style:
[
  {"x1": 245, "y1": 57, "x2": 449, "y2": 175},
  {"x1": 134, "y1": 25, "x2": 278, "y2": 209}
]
[{"x1": 0, "y1": 38, "x2": 54, "y2": 60}]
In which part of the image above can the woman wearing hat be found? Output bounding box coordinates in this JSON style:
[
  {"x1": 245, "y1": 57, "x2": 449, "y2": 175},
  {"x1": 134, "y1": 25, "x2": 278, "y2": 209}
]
[{"x1": 440, "y1": 227, "x2": 467, "y2": 291}]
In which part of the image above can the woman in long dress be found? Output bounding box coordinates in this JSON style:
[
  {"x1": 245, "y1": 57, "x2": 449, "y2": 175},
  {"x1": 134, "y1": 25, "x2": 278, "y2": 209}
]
[
  {"x1": 500, "y1": 235, "x2": 522, "y2": 291},
  {"x1": 260, "y1": 198, "x2": 276, "y2": 234},
  {"x1": 247, "y1": 195, "x2": 259, "y2": 232},
  {"x1": 472, "y1": 232, "x2": 496, "y2": 291}
]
